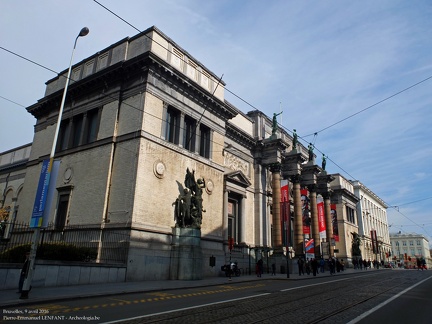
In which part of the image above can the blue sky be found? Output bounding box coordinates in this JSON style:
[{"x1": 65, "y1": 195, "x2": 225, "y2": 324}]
[{"x1": 1, "y1": 0, "x2": 432, "y2": 246}]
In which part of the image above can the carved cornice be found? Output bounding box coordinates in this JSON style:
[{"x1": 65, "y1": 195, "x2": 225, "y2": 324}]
[
  {"x1": 147, "y1": 54, "x2": 237, "y2": 122},
  {"x1": 226, "y1": 122, "x2": 256, "y2": 150}
]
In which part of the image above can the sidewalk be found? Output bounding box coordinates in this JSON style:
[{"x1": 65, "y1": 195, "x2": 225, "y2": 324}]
[{"x1": 1, "y1": 267, "x2": 371, "y2": 308}]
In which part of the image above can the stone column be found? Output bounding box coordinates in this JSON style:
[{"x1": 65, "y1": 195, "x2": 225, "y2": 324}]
[
  {"x1": 317, "y1": 171, "x2": 335, "y2": 257},
  {"x1": 270, "y1": 163, "x2": 282, "y2": 249},
  {"x1": 281, "y1": 150, "x2": 305, "y2": 257},
  {"x1": 223, "y1": 189, "x2": 229, "y2": 243},
  {"x1": 323, "y1": 192, "x2": 333, "y2": 256},
  {"x1": 258, "y1": 137, "x2": 287, "y2": 251},
  {"x1": 240, "y1": 195, "x2": 246, "y2": 243},
  {"x1": 291, "y1": 175, "x2": 303, "y2": 255},
  {"x1": 301, "y1": 161, "x2": 321, "y2": 258}
]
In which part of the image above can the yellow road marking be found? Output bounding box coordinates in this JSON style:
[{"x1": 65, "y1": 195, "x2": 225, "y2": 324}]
[{"x1": 10, "y1": 282, "x2": 266, "y2": 315}]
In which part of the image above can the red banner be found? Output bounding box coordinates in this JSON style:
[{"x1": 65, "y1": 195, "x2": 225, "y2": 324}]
[
  {"x1": 331, "y1": 204, "x2": 339, "y2": 242},
  {"x1": 371, "y1": 230, "x2": 378, "y2": 254},
  {"x1": 281, "y1": 182, "x2": 290, "y2": 247},
  {"x1": 317, "y1": 201, "x2": 326, "y2": 239},
  {"x1": 301, "y1": 189, "x2": 311, "y2": 235}
]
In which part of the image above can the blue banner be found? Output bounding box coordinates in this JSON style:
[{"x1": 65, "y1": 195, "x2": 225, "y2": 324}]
[{"x1": 30, "y1": 159, "x2": 52, "y2": 228}]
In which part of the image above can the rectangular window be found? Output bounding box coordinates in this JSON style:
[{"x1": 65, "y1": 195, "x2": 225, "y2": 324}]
[
  {"x1": 199, "y1": 124, "x2": 211, "y2": 158},
  {"x1": 71, "y1": 115, "x2": 84, "y2": 147},
  {"x1": 346, "y1": 206, "x2": 355, "y2": 224},
  {"x1": 55, "y1": 193, "x2": 70, "y2": 230},
  {"x1": 166, "y1": 106, "x2": 180, "y2": 144},
  {"x1": 84, "y1": 109, "x2": 99, "y2": 144},
  {"x1": 183, "y1": 116, "x2": 196, "y2": 151},
  {"x1": 228, "y1": 200, "x2": 237, "y2": 242},
  {"x1": 57, "y1": 109, "x2": 100, "y2": 152},
  {"x1": 58, "y1": 120, "x2": 71, "y2": 151}
]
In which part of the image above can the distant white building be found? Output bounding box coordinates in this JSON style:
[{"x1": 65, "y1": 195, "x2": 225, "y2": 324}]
[
  {"x1": 390, "y1": 232, "x2": 431, "y2": 268},
  {"x1": 351, "y1": 180, "x2": 390, "y2": 262}
]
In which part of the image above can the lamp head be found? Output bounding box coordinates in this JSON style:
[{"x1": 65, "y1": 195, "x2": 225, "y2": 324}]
[{"x1": 79, "y1": 27, "x2": 90, "y2": 37}]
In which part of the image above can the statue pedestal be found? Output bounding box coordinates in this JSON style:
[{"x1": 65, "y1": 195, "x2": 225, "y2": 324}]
[
  {"x1": 271, "y1": 250, "x2": 294, "y2": 276},
  {"x1": 170, "y1": 227, "x2": 203, "y2": 280}
]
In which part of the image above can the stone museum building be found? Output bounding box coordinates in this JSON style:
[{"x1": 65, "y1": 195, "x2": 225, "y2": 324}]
[{"x1": 0, "y1": 26, "x2": 392, "y2": 285}]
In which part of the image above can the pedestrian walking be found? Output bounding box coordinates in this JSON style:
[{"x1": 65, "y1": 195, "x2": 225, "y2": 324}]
[
  {"x1": 320, "y1": 258, "x2": 325, "y2": 273},
  {"x1": 363, "y1": 259, "x2": 368, "y2": 270},
  {"x1": 257, "y1": 259, "x2": 263, "y2": 277},
  {"x1": 297, "y1": 258, "x2": 305, "y2": 276},
  {"x1": 311, "y1": 258, "x2": 318, "y2": 276},
  {"x1": 417, "y1": 258, "x2": 422, "y2": 270},
  {"x1": 271, "y1": 263, "x2": 276, "y2": 276},
  {"x1": 305, "y1": 258, "x2": 311, "y2": 275},
  {"x1": 328, "y1": 258, "x2": 335, "y2": 275}
]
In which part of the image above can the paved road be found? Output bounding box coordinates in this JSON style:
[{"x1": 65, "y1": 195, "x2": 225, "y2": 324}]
[{"x1": 3, "y1": 270, "x2": 431, "y2": 323}]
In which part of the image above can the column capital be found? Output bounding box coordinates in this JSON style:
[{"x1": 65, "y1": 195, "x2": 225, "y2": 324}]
[
  {"x1": 289, "y1": 174, "x2": 301, "y2": 184},
  {"x1": 281, "y1": 150, "x2": 305, "y2": 179},
  {"x1": 301, "y1": 163, "x2": 321, "y2": 187},
  {"x1": 256, "y1": 137, "x2": 287, "y2": 166},
  {"x1": 307, "y1": 184, "x2": 318, "y2": 192},
  {"x1": 317, "y1": 171, "x2": 335, "y2": 196},
  {"x1": 268, "y1": 162, "x2": 281, "y2": 173}
]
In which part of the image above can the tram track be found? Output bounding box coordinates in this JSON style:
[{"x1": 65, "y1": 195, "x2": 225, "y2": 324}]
[{"x1": 111, "y1": 271, "x2": 430, "y2": 324}]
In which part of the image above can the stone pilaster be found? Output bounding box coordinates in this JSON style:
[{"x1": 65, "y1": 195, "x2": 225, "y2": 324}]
[{"x1": 269, "y1": 163, "x2": 282, "y2": 249}]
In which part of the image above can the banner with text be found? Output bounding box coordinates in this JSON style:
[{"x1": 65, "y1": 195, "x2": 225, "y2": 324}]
[
  {"x1": 317, "y1": 200, "x2": 326, "y2": 239},
  {"x1": 30, "y1": 159, "x2": 60, "y2": 228},
  {"x1": 331, "y1": 204, "x2": 339, "y2": 242},
  {"x1": 301, "y1": 189, "x2": 311, "y2": 235}
]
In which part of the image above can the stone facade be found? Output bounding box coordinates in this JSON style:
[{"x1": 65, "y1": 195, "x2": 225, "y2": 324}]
[
  {"x1": 0, "y1": 26, "x2": 392, "y2": 283},
  {"x1": 390, "y1": 232, "x2": 431, "y2": 268},
  {"x1": 351, "y1": 180, "x2": 391, "y2": 262}
]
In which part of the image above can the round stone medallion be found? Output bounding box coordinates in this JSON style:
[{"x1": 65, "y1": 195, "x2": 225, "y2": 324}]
[{"x1": 154, "y1": 161, "x2": 166, "y2": 178}]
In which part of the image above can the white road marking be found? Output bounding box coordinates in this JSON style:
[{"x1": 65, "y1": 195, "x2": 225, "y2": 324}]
[
  {"x1": 347, "y1": 275, "x2": 432, "y2": 323},
  {"x1": 100, "y1": 292, "x2": 271, "y2": 324}
]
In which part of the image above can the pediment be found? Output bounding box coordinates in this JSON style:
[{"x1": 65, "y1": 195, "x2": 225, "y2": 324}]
[{"x1": 224, "y1": 170, "x2": 251, "y2": 188}]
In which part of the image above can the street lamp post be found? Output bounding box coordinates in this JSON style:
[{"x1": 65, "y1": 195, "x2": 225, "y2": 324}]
[{"x1": 20, "y1": 27, "x2": 89, "y2": 299}]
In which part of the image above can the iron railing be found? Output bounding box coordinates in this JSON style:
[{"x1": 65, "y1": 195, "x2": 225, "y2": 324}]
[{"x1": 0, "y1": 221, "x2": 130, "y2": 264}]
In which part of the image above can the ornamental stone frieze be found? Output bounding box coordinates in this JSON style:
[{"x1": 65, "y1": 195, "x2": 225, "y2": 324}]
[{"x1": 223, "y1": 151, "x2": 250, "y2": 177}]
